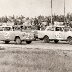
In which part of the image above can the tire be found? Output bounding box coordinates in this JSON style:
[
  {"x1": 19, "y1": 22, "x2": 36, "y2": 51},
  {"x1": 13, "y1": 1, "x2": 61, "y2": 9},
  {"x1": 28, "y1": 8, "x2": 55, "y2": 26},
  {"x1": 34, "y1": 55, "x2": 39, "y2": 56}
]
[
  {"x1": 54, "y1": 40, "x2": 59, "y2": 43},
  {"x1": 26, "y1": 41, "x2": 32, "y2": 44},
  {"x1": 34, "y1": 38, "x2": 36, "y2": 41},
  {"x1": 34, "y1": 35, "x2": 37, "y2": 41},
  {"x1": 67, "y1": 37, "x2": 71, "y2": 43},
  {"x1": 69, "y1": 37, "x2": 72, "y2": 45},
  {"x1": 15, "y1": 37, "x2": 21, "y2": 44},
  {"x1": 39, "y1": 38, "x2": 43, "y2": 40},
  {"x1": 43, "y1": 36, "x2": 49, "y2": 43},
  {"x1": 5, "y1": 41, "x2": 10, "y2": 44}
]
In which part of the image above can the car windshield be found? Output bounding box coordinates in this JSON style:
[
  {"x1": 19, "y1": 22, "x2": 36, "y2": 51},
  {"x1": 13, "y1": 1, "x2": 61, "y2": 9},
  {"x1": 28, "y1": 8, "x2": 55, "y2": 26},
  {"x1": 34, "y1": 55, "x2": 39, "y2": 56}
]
[
  {"x1": 4, "y1": 27, "x2": 12, "y2": 31},
  {"x1": 46, "y1": 27, "x2": 54, "y2": 31}
]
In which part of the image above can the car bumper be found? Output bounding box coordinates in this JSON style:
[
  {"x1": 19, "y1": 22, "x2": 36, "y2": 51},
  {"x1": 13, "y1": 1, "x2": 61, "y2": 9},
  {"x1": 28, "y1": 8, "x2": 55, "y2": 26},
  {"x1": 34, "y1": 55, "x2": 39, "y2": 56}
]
[{"x1": 22, "y1": 38, "x2": 35, "y2": 41}]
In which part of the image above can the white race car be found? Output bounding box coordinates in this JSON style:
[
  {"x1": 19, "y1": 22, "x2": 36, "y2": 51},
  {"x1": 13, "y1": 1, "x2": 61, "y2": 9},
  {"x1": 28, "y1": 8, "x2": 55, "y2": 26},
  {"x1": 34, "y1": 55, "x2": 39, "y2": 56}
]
[
  {"x1": 0, "y1": 25, "x2": 34, "y2": 44},
  {"x1": 38, "y1": 25, "x2": 72, "y2": 45}
]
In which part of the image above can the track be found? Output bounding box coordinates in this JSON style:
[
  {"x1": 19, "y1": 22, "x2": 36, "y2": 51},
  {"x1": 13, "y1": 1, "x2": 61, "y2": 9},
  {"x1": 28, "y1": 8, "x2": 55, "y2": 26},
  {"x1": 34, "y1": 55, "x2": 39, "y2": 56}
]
[{"x1": 0, "y1": 40, "x2": 72, "y2": 50}]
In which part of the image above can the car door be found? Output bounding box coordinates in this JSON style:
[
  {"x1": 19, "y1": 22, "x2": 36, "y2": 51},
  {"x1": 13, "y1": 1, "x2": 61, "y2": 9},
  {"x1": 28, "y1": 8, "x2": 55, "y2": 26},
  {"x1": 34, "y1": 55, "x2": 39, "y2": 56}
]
[
  {"x1": 46, "y1": 26, "x2": 55, "y2": 39},
  {"x1": 3, "y1": 27, "x2": 15, "y2": 40},
  {"x1": 63, "y1": 27, "x2": 70, "y2": 40},
  {"x1": 0, "y1": 27, "x2": 4, "y2": 40},
  {"x1": 54, "y1": 27, "x2": 64, "y2": 40}
]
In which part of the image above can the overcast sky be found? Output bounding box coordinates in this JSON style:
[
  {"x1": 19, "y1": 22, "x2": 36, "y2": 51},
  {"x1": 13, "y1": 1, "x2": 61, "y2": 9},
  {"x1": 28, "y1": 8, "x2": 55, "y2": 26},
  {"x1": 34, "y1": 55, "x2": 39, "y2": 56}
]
[{"x1": 0, "y1": 0, "x2": 72, "y2": 17}]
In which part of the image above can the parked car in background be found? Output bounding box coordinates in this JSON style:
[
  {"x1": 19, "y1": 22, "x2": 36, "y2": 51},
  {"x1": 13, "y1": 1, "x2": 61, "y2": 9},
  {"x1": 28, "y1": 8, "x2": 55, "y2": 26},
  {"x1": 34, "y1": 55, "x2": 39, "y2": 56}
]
[
  {"x1": 0, "y1": 25, "x2": 34, "y2": 44},
  {"x1": 38, "y1": 25, "x2": 72, "y2": 45}
]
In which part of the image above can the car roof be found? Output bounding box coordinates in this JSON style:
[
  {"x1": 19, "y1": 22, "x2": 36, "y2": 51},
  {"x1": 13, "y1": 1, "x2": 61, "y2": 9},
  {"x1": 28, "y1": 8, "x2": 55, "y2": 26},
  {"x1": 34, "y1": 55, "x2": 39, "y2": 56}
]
[
  {"x1": 46, "y1": 26, "x2": 64, "y2": 29},
  {"x1": 45, "y1": 25, "x2": 70, "y2": 30},
  {"x1": 0, "y1": 26, "x2": 12, "y2": 28},
  {"x1": 46, "y1": 25, "x2": 70, "y2": 28}
]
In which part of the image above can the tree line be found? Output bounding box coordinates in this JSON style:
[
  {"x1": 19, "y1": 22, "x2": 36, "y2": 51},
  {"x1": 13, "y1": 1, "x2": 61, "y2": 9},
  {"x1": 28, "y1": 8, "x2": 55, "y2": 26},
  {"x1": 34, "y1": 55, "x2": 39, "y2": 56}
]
[{"x1": 0, "y1": 13, "x2": 72, "y2": 27}]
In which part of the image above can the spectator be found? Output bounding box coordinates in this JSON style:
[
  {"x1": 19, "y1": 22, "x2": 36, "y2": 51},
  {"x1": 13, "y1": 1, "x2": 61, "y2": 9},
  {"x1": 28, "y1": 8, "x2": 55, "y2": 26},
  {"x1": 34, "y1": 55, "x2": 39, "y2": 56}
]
[{"x1": 34, "y1": 18, "x2": 39, "y2": 25}]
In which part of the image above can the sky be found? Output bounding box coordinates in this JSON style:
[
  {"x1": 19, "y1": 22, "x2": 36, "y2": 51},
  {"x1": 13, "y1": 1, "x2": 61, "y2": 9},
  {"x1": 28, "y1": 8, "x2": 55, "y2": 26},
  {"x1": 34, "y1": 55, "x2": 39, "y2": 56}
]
[{"x1": 0, "y1": 0, "x2": 72, "y2": 17}]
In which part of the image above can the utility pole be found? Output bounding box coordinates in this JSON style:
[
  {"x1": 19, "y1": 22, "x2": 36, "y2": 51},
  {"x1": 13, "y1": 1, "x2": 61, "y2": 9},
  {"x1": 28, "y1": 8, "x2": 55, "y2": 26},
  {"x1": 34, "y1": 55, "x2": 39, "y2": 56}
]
[
  {"x1": 64, "y1": 0, "x2": 65, "y2": 23},
  {"x1": 51, "y1": 0, "x2": 52, "y2": 25}
]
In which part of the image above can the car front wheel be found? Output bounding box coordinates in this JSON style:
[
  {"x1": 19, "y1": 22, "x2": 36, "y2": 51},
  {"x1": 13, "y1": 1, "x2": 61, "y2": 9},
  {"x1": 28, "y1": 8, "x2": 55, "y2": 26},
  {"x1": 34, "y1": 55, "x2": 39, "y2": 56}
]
[
  {"x1": 26, "y1": 41, "x2": 32, "y2": 44},
  {"x1": 5, "y1": 41, "x2": 10, "y2": 44},
  {"x1": 43, "y1": 36, "x2": 49, "y2": 43},
  {"x1": 15, "y1": 37, "x2": 21, "y2": 44},
  {"x1": 54, "y1": 40, "x2": 59, "y2": 43}
]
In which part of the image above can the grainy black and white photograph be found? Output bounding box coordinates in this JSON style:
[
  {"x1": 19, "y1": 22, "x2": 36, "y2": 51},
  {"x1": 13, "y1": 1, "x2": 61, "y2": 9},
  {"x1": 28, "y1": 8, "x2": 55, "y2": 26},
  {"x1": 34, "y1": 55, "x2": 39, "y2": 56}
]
[{"x1": 0, "y1": 0, "x2": 72, "y2": 72}]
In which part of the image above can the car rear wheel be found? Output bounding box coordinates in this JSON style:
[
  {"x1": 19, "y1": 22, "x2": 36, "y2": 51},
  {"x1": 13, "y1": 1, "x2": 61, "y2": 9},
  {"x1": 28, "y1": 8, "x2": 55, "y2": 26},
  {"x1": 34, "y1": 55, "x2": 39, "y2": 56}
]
[
  {"x1": 26, "y1": 41, "x2": 32, "y2": 44},
  {"x1": 69, "y1": 37, "x2": 72, "y2": 45},
  {"x1": 54, "y1": 40, "x2": 59, "y2": 43},
  {"x1": 5, "y1": 41, "x2": 10, "y2": 44},
  {"x1": 43, "y1": 36, "x2": 49, "y2": 43},
  {"x1": 15, "y1": 37, "x2": 21, "y2": 44}
]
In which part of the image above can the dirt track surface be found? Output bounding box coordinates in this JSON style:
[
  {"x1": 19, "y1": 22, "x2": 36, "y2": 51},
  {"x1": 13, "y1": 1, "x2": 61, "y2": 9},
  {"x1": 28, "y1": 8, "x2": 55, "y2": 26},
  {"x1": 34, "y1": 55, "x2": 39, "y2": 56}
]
[
  {"x1": 0, "y1": 40, "x2": 72, "y2": 50},
  {"x1": 0, "y1": 41, "x2": 72, "y2": 72}
]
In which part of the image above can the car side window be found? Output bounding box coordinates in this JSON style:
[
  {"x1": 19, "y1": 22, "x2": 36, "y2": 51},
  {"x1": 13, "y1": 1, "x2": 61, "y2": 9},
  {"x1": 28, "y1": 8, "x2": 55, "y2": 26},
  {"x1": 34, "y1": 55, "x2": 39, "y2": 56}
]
[
  {"x1": 0, "y1": 27, "x2": 3, "y2": 31},
  {"x1": 4, "y1": 27, "x2": 11, "y2": 31},
  {"x1": 55, "y1": 27, "x2": 63, "y2": 31},
  {"x1": 70, "y1": 28, "x2": 72, "y2": 31},
  {"x1": 64, "y1": 27, "x2": 69, "y2": 32}
]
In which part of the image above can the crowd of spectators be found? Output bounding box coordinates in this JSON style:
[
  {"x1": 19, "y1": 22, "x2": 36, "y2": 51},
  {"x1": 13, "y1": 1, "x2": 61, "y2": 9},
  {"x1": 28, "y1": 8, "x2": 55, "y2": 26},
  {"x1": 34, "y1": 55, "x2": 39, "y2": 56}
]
[{"x1": 0, "y1": 13, "x2": 72, "y2": 30}]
